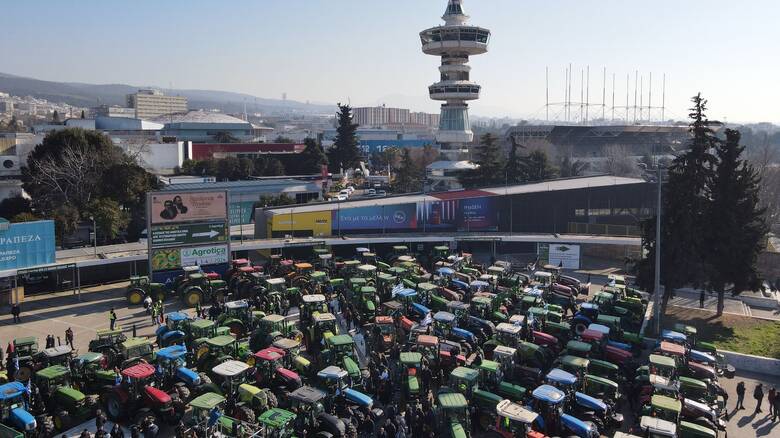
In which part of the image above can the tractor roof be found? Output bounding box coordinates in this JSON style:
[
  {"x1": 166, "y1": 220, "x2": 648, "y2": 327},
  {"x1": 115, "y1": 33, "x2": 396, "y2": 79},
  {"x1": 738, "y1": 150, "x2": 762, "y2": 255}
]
[
  {"x1": 262, "y1": 314, "x2": 286, "y2": 323},
  {"x1": 559, "y1": 355, "x2": 590, "y2": 369},
  {"x1": 377, "y1": 273, "x2": 397, "y2": 281},
  {"x1": 14, "y1": 336, "x2": 37, "y2": 346},
  {"x1": 42, "y1": 345, "x2": 72, "y2": 358},
  {"x1": 157, "y1": 345, "x2": 188, "y2": 361},
  {"x1": 399, "y1": 352, "x2": 422, "y2": 365},
  {"x1": 492, "y1": 345, "x2": 517, "y2": 357},
  {"x1": 397, "y1": 255, "x2": 415, "y2": 262},
  {"x1": 76, "y1": 352, "x2": 104, "y2": 364},
  {"x1": 388, "y1": 267, "x2": 407, "y2": 274},
  {"x1": 532, "y1": 384, "x2": 566, "y2": 404},
  {"x1": 314, "y1": 313, "x2": 336, "y2": 323},
  {"x1": 254, "y1": 348, "x2": 285, "y2": 362},
  {"x1": 546, "y1": 368, "x2": 577, "y2": 385},
  {"x1": 207, "y1": 335, "x2": 237, "y2": 348},
  {"x1": 433, "y1": 311, "x2": 456, "y2": 323},
  {"x1": 189, "y1": 392, "x2": 226, "y2": 410},
  {"x1": 358, "y1": 264, "x2": 377, "y2": 272},
  {"x1": 477, "y1": 360, "x2": 500, "y2": 373},
  {"x1": 659, "y1": 341, "x2": 686, "y2": 356},
  {"x1": 437, "y1": 267, "x2": 455, "y2": 275},
  {"x1": 343, "y1": 260, "x2": 361, "y2": 266},
  {"x1": 375, "y1": 316, "x2": 393, "y2": 325},
  {"x1": 289, "y1": 386, "x2": 327, "y2": 404},
  {"x1": 258, "y1": 408, "x2": 296, "y2": 428},
  {"x1": 191, "y1": 319, "x2": 215, "y2": 329},
  {"x1": 360, "y1": 286, "x2": 376, "y2": 293},
  {"x1": 327, "y1": 335, "x2": 354, "y2": 346},
  {"x1": 496, "y1": 323, "x2": 522, "y2": 335},
  {"x1": 679, "y1": 421, "x2": 716, "y2": 437},
  {"x1": 36, "y1": 365, "x2": 69, "y2": 380},
  {"x1": 310, "y1": 271, "x2": 328, "y2": 279},
  {"x1": 225, "y1": 300, "x2": 249, "y2": 310},
  {"x1": 471, "y1": 296, "x2": 491, "y2": 305},
  {"x1": 396, "y1": 289, "x2": 416, "y2": 298},
  {"x1": 437, "y1": 392, "x2": 468, "y2": 409},
  {"x1": 295, "y1": 263, "x2": 313, "y2": 269},
  {"x1": 652, "y1": 394, "x2": 682, "y2": 413},
  {"x1": 585, "y1": 375, "x2": 619, "y2": 389},
  {"x1": 587, "y1": 323, "x2": 611, "y2": 335},
  {"x1": 301, "y1": 294, "x2": 327, "y2": 304},
  {"x1": 266, "y1": 277, "x2": 286, "y2": 285},
  {"x1": 183, "y1": 265, "x2": 201, "y2": 272},
  {"x1": 189, "y1": 273, "x2": 204, "y2": 280},
  {"x1": 212, "y1": 360, "x2": 252, "y2": 377},
  {"x1": 649, "y1": 354, "x2": 677, "y2": 368},
  {"x1": 167, "y1": 312, "x2": 190, "y2": 322},
  {"x1": 487, "y1": 266, "x2": 505, "y2": 273},
  {"x1": 416, "y1": 335, "x2": 439, "y2": 347},
  {"x1": 272, "y1": 338, "x2": 301, "y2": 350},
  {"x1": 317, "y1": 366, "x2": 347, "y2": 381},
  {"x1": 640, "y1": 416, "x2": 677, "y2": 435},
  {"x1": 122, "y1": 363, "x2": 156, "y2": 379},
  {"x1": 435, "y1": 246, "x2": 450, "y2": 251},
  {"x1": 122, "y1": 337, "x2": 151, "y2": 349},
  {"x1": 417, "y1": 282, "x2": 437, "y2": 291},
  {"x1": 96, "y1": 328, "x2": 124, "y2": 338},
  {"x1": 318, "y1": 254, "x2": 333, "y2": 260},
  {"x1": 0, "y1": 382, "x2": 25, "y2": 400},
  {"x1": 496, "y1": 399, "x2": 538, "y2": 424},
  {"x1": 450, "y1": 367, "x2": 478, "y2": 382}
]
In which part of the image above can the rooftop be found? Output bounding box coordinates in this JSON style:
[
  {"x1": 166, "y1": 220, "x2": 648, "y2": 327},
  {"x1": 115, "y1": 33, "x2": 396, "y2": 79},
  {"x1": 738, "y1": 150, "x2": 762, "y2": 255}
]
[{"x1": 152, "y1": 110, "x2": 250, "y2": 125}]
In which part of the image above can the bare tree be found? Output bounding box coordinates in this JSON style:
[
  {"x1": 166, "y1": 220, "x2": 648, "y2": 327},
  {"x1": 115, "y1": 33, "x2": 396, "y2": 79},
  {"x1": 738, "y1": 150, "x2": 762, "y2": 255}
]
[
  {"x1": 749, "y1": 139, "x2": 780, "y2": 227},
  {"x1": 26, "y1": 144, "x2": 102, "y2": 211},
  {"x1": 600, "y1": 145, "x2": 640, "y2": 177}
]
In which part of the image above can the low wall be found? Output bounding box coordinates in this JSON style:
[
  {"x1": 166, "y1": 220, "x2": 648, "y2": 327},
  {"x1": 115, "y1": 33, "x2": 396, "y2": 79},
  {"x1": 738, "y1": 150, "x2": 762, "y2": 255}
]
[
  {"x1": 722, "y1": 350, "x2": 780, "y2": 376},
  {"x1": 740, "y1": 293, "x2": 779, "y2": 310}
]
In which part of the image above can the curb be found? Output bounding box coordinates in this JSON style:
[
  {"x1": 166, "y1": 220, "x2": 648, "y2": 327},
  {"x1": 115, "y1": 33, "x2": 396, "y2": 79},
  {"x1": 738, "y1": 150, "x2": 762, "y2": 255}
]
[{"x1": 720, "y1": 350, "x2": 780, "y2": 376}]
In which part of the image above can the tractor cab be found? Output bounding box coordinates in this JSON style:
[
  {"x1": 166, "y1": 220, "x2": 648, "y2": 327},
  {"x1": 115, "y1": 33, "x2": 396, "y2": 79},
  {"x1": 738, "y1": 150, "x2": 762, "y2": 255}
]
[
  {"x1": 495, "y1": 323, "x2": 524, "y2": 348},
  {"x1": 272, "y1": 338, "x2": 308, "y2": 374},
  {"x1": 398, "y1": 352, "x2": 423, "y2": 402},
  {"x1": 492, "y1": 345, "x2": 517, "y2": 373},
  {"x1": 197, "y1": 335, "x2": 240, "y2": 373},
  {"x1": 301, "y1": 294, "x2": 328, "y2": 324},
  {"x1": 381, "y1": 300, "x2": 404, "y2": 320},
  {"x1": 558, "y1": 355, "x2": 590, "y2": 381},
  {"x1": 470, "y1": 280, "x2": 491, "y2": 295},
  {"x1": 432, "y1": 246, "x2": 451, "y2": 261},
  {"x1": 544, "y1": 368, "x2": 578, "y2": 397},
  {"x1": 155, "y1": 345, "x2": 200, "y2": 388},
  {"x1": 476, "y1": 359, "x2": 504, "y2": 391},
  {"x1": 376, "y1": 273, "x2": 398, "y2": 298},
  {"x1": 433, "y1": 311, "x2": 457, "y2": 338},
  {"x1": 188, "y1": 319, "x2": 225, "y2": 348},
  {"x1": 119, "y1": 337, "x2": 155, "y2": 367},
  {"x1": 416, "y1": 282, "x2": 438, "y2": 304},
  {"x1": 13, "y1": 336, "x2": 38, "y2": 363},
  {"x1": 156, "y1": 312, "x2": 191, "y2": 347},
  {"x1": 317, "y1": 253, "x2": 334, "y2": 272},
  {"x1": 317, "y1": 365, "x2": 373, "y2": 409},
  {"x1": 0, "y1": 382, "x2": 36, "y2": 433},
  {"x1": 37, "y1": 345, "x2": 74, "y2": 368},
  {"x1": 532, "y1": 271, "x2": 553, "y2": 289},
  {"x1": 357, "y1": 264, "x2": 377, "y2": 281},
  {"x1": 187, "y1": 392, "x2": 229, "y2": 426},
  {"x1": 309, "y1": 271, "x2": 329, "y2": 288},
  {"x1": 436, "y1": 392, "x2": 470, "y2": 438},
  {"x1": 323, "y1": 335, "x2": 360, "y2": 381},
  {"x1": 340, "y1": 260, "x2": 361, "y2": 278},
  {"x1": 108, "y1": 363, "x2": 175, "y2": 422},
  {"x1": 253, "y1": 348, "x2": 301, "y2": 391},
  {"x1": 294, "y1": 262, "x2": 314, "y2": 277},
  {"x1": 373, "y1": 316, "x2": 396, "y2": 350},
  {"x1": 34, "y1": 364, "x2": 92, "y2": 429},
  {"x1": 211, "y1": 360, "x2": 253, "y2": 397},
  {"x1": 645, "y1": 394, "x2": 682, "y2": 425},
  {"x1": 416, "y1": 335, "x2": 440, "y2": 364},
  {"x1": 288, "y1": 386, "x2": 328, "y2": 430},
  {"x1": 348, "y1": 277, "x2": 368, "y2": 295},
  {"x1": 494, "y1": 399, "x2": 542, "y2": 438},
  {"x1": 264, "y1": 277, "x2": 287, "y2": 294},
  {"x1": 448, "y1": 366, "x2": 479, "y2": 397},
  {"x1": 71, "y1": 352, "x2": 118, "y2": 393},
  {"x1": 647, "y1": 354, "x2": 678, "y2": 380},
  {"x1": 310, "y1": 313, "x2": 339, "y2": 346},
  {"x1": 257, "y1": 314, "x2": 300, "y2": 347},
  {"x1": 257, "y1": 408, "x2": 297, "y2": 438},
  {"x1": 387, "y1": 266, "x2": 408, "y2": 280},
  {"x1": 640, "y1": 415, "x2": 677, "y2": 438}
]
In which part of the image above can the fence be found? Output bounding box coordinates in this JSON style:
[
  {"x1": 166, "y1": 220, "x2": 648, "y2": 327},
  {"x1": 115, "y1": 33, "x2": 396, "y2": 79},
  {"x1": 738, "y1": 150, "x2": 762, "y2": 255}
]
[{"x1": 568, "y1": 222, "x2": 641, "y2": 237}]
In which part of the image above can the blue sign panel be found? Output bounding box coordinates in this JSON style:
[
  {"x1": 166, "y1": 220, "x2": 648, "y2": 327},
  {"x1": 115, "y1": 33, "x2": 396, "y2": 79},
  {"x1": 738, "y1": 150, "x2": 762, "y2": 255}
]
[
  {"x1": 0, "y1": 220, "x2": 56, "y2": 270},
  {"x1": 229, "y1": 201, "x2": 256, "y2": 225},
  {"x1": 360, "y1": 140, "x2": 434, "y2": 155},
  {"x1": 333, "y1": 204, "x2": 417, "y2": 231}
]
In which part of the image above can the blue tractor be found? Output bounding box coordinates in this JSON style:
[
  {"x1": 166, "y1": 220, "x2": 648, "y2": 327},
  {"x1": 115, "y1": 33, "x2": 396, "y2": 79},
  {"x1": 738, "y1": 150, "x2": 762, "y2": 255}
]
[{"x1": 0, "y1": 382, "x2": 41, "y2": 436}]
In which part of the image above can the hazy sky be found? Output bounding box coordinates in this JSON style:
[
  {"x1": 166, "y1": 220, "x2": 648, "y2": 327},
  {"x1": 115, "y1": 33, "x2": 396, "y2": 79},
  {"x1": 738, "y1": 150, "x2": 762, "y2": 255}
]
[{"x1": 2, "y1": 0, "x2": 779, "y2": 123}]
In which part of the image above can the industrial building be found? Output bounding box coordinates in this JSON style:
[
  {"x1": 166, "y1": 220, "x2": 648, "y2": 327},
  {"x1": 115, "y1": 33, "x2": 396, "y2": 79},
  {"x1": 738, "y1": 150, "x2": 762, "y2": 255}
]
[
  {"x1": 126, "y1": 89, "x2": 188, "y2": 120},
  {"x1": 353, "y1": 106, "x2": 440, "y2": 129},
  {"x1": 255, "y1": 175, "x2": 655, "y2": 238},
  {"x1": 153, "y1": 110, "x2": 264, "y2": 143},
  {"x1": 188, "y1": 142, "x2": 305, "y2": 161}
]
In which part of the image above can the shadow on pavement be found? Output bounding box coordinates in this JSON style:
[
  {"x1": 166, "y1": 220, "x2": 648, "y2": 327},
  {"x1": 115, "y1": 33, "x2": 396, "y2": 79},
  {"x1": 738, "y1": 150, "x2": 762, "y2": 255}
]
[{"x1": 738, "y1": 412, "x2": 758, "y2": 427}]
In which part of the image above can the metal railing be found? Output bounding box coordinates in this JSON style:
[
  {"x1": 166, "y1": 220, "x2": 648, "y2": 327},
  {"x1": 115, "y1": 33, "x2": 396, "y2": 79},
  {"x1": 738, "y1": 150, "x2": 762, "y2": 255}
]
[{"x1": 567, "y1": 222, "x2": 641, "y2": 237}]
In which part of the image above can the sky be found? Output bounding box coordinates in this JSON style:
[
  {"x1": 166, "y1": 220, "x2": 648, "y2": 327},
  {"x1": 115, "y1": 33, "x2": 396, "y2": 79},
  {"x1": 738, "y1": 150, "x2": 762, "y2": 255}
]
[{"x1": 2, "y1": 0, "x2": 779, "y2": 124}]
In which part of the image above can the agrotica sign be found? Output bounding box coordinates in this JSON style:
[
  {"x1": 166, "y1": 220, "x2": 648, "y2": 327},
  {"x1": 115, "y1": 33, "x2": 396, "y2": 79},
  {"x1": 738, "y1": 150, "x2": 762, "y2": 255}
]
[{"x1": 0, "y1": 220, "x2": 56, "y2": 270}]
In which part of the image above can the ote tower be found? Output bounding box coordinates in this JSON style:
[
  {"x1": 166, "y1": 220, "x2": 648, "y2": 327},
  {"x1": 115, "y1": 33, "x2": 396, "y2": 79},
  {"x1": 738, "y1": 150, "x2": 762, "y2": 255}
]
[{"x1": 421, "y1": 0, "x2": 491, "y2": 190}]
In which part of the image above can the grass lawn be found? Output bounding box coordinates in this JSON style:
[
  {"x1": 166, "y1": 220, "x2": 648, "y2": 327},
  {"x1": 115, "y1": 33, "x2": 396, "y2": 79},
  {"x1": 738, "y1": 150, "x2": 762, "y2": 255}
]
[{"x1": 663, "y1": 306, "x2": 780, "y2": 359}]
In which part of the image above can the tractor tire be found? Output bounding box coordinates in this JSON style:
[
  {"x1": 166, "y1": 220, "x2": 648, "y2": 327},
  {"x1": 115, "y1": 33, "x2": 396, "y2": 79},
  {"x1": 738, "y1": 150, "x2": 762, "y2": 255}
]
[
  {"x1": 54, "y1": 410, "x2": 71, "y2": 431},
  {"x1": 198, "y1": 372, "x2": 212, "y2": 385},
  {"x1": 176, "y1": 385, "x2": 191, "y2": 402},
  {"x1": 227, "y1": 320, "x2": 246, "y2": 337},
  {"x1": 169, "y1": 393, "x2": 186, "y2": 424},
  {"x1": 214, "y1": 287, "x2": 227, "y2": 303},
  {"x1": 290, "y1": 329, "x2": 304, "y2": 343},
  {"x1": 126, "y1": 288, "x2": 145, "y2": 305},
  {"x1": 235, "y1": 405, "x2": 255, "y2": 424},
  {"x1": 39, "y1": 415, "x2": 55, "y2": 437},
  {"x1": 265, "y1": 391, "x2": 278, "y2": 409},
  {"x1": 86, "y1": 395, "x2": 99, "y2": 413},
  {"x1": 343, "y1": 419, "x2": 358, "y2": 438},
  {"x1": 153, "y1": 289, "x2": 167, "y2": 302},
  {"x1": 15, "y1": 366, "x2": 32, "y2": 382},
  {"x1": 183, "y1": 287, "x2": 204, "y2": 307},
  {"x1": 104, "y1": 392, "x2": 125, "y2": 421}
]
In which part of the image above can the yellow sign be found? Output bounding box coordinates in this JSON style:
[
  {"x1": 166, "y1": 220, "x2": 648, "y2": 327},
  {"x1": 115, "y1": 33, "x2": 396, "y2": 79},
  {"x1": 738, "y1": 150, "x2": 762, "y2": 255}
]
[{"x1": 270, "y1": 211, "x2": 331, "y2": 237}]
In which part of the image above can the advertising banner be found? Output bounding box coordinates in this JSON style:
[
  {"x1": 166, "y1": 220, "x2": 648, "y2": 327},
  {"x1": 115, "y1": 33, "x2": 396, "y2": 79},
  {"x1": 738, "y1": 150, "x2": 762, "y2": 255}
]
[
  {"x1": 548, "y1": 244, "x2": 581, "y2": 269},
  {"x1": 150, "y1": 191, "x2": 227, "y2": 224},
  {"x1": 150, "y1": 222, "x2": 228, "y2": 247},
  {"x1": 229, "y1": 201, "x2": 256, "y2": 225},
  {"x1": 151, "y1": 244, "x2": 229, "y2": 271},
  {"x1": 333, "y1": 204, "x2": 417, "y2": 231},
  {"x1": 0, "y1": 220, "x2": 56, "y2": 270},
  {"x1": 419, "y1": 197, "x2": 498, "y2": 232}
]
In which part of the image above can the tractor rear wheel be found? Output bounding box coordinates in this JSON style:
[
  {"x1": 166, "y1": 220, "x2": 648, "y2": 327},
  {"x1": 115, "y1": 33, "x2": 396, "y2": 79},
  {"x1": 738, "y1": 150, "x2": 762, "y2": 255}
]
[
  {"x1": 227, "y1": 321, "x2": 246, "y2": 338},
  {"x1": 15, "y1": 366, "x2": 32, "y2": 382},
  {"x1": 235, "y1": 405, "x2": 255, "y2": 424},
  {"x1": 54, "y1": 410, "x2": 71, "y2": 431},
  {"x1": 126, "y1": 288, "x2": 145, "y2": 305},
  {"x1": 104, "y1": 392, "x2": 125, "y2": 421},
  {"x1": 183, "y1": 287, "x2": 203, "y2": 307},
  {"x1": 265, "y1": 390, "x2": 278, "y2": 409}
]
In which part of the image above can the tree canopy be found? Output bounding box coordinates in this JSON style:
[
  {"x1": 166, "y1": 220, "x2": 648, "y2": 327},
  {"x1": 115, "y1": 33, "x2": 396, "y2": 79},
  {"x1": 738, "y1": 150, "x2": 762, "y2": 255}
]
[
  {"x1": 327, "y1": 103, "x2": 362, "y2": 172},
  {"x1": 458, "y1": 133, "x2": 505, "y2": 188}
]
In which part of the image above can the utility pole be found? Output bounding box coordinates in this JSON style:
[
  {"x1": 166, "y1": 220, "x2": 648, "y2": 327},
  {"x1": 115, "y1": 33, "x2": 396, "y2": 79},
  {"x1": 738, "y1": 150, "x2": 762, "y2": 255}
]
[{"x1": 653, "y1": 164, "x2": 663, "y2": 335}]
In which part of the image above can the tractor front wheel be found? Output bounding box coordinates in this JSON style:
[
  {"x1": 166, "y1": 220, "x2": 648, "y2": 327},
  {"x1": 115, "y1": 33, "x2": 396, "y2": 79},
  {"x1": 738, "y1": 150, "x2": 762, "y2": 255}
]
[
  {"x1": 54, "y1": 410, "x2": 71, "y2": 431},
  {"x1": 183, "y1": 287, "x2": 204, "y2": 307},
  {"x1": 104, "y1": 392, "x2": 125, "y2": 421},
  {"x1": 126, "y1": 288, "x2": 145, "y2": 305}
]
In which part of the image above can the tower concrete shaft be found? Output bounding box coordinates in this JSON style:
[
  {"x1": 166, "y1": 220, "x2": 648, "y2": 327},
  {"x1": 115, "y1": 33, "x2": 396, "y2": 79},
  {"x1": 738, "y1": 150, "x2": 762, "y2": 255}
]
[{"x1": 420, "y1": 0, "x2": 490, "y2": 161}]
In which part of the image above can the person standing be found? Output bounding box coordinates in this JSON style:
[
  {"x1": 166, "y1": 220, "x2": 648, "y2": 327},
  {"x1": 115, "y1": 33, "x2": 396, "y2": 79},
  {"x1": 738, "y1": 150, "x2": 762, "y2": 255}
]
[
  {"x1": 65, "y1": 327, "x2": 74, "y2": 348},
  {"x1": 770, "y1": 387, "x2": 777, "y2": 417},
  {"x1": 736, "y1": 381, "x2": 746, "y2": 409},
  {"x1": 11, "y1": 303, "x2": 20, "y2": 323},
  {"x1": 699, "y1": 291, "x2": 705, "y2": 308},
  {"x1": 109, "y1": 308, "x2": 117, "y2": 331},
  {"x1": 110, "y1": 423, "x2": 124, "y2": 438},
  {"x1": 773, "y1": 390, "x2": 780, "y2": 422},
  {"x1": 755, "y1": 383, "x2": 765, "y2": 413}
]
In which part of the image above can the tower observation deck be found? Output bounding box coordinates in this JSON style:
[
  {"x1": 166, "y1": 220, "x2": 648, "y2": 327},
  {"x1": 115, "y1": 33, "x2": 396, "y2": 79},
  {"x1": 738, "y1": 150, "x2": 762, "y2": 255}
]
[{"x1": 420, "y1": 0, "x2": 490, "y2": 162}]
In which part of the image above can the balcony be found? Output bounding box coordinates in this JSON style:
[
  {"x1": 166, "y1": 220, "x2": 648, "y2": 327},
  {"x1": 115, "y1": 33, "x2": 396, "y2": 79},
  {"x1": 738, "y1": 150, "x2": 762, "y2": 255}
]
[
  {"x1": 420, "y1": 26, "x2": 490, "y2": 56},
  {"x1": 428, "y1": 82, "x2": 481, "y2": 101}
]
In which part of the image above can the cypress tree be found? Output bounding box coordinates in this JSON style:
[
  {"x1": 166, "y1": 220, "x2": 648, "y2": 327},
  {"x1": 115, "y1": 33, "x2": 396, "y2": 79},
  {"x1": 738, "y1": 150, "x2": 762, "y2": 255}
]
[
  {"x1": 327, "y1": 104, "x2": 362, "y2": 172},
  {"x1": 706, "y1": 129, "x2": 768, "y2": 315},
  {"x1": 458, "y1": 133, "x2": 504, "y2": 188}
]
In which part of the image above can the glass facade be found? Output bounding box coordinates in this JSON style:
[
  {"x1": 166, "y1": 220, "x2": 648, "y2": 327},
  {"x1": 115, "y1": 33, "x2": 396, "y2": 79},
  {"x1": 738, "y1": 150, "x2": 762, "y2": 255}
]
[{"x1": 439, "y1": 106, "x2": 470, "y2": 131}]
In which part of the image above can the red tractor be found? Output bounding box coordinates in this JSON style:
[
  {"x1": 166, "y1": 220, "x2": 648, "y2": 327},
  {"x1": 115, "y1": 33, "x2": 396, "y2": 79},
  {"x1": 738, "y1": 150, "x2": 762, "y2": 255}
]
[{"x1": 102, "y1": 363, "x2": 184, "y2": 427}]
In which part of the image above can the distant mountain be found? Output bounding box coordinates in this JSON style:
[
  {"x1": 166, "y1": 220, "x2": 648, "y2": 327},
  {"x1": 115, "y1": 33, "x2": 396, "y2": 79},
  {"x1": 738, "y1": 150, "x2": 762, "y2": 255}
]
[{"x1": 0, "y1": 72, "x2": 336, "y2": 115}]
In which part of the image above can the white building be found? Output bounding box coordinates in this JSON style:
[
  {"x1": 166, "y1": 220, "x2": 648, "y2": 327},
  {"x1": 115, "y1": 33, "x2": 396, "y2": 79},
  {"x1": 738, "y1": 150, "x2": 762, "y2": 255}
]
[
  {"x1": 126, "y1": 89, "x2": 188, "y2": 120},
  {"x1": 0, "y1": 133, "x2": 43, "y2": 201}
]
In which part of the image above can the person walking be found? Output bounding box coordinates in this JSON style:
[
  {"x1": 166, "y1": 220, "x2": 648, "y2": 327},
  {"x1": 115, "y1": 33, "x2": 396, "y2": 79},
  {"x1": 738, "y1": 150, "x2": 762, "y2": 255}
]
[
  {"x1": 736, "y1": 381, "x2": 746, "y2": 409},
  {"x1": 109, "y1": 308, "x2": 117, "y2": 331},
  {"x1": 699, "y1": 291, "x2": 705, "y2": 308},
  {"x1": 773, "y1": 390, "x2": 780, "y2": 422},
  {"x1": 755, "y1": 383, "x2": 765, "y2": 413},
  {"x1": 11, "y1": 303, "x2": 20, "y2": 323},
  {"x1": 770, "y1": 387, "x2": 777, "y2": 417},
  {"x1": 65, "y1": 327, "x2": 74, "y2": 348},
  {"x1": 110, "y1": 423, "x2": 124, "y2": 438}
]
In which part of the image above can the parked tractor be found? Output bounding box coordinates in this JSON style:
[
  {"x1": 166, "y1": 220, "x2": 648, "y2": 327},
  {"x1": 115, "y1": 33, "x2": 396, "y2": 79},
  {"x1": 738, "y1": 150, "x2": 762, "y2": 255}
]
[
  {"x1": 13, "y1": 337, "x2": 39, "y2": 381},
  {"x1": 125, "y1": 276, "x2": 166, "y2": 305},
  {"x1": 33, "y1": 365, "x2": 97, "y2": 431},
  {"x1": 434, "y1": 391, "x2": 471, "y2": 438},
  {"x1": 179, "y1": 272, "x2": 227, "y2": 307},
  {"x1": 300, "y1": 294, "x2": 328, "y2": 328},
  {"x1": 249, "y1": 314, "x2": 303, "y2": 353},
  {"x1": 155, "y1": 312, "x2": 191, "y2": 347},
  {"x1": 71, "y1": 352, "x2": 119, "y2": 395},
  {"x1": 195, "y1": 336, "x2": 249, "y2": 378},
  {"x1": 257, "y1": 408, "x2": 298, "y2": 438},
  {"x1": 103, "y1": 363, "x2": 184, "y2": 427},
  {"x1": 288, "y1": 386, "x2": 352, "y2": 438},
  {"x1": 353, "y1": 286, "x2": 378, "y2": 324},
  {"x1": 154, "y1": 345, "x2": 210, "y2": 402},
  {"x1": 210, "y1": 360, "x2": 278, "y2": 423},
  {"x1": 251, "y1": 348, "x2": 302, "y2": 399},
  {"x1": 87, "y1": 329, "x2": 127, "y2": 368},
  {"x1": 217, "y1": 300, "x2": 261, "y2": 337},
  {"x1": 0, "y1": 382, "x2": 40, "y2": 436},
  {"x1": 304, "y1": 313, "x2": 339, "y2": 352},
  {"x1": 185, "y1": 392, "x2": 244, "y2": 436}
]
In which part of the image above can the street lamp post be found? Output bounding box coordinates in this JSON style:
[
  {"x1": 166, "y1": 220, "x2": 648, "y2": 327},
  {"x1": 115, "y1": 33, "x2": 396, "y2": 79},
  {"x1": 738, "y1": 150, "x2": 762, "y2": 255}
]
[
  {"x1": 90, "y1": 216, "x2": 97, "y2": 257},
  {"x1": 653, "y1": 164, "x2": 663, "y2": 335}
]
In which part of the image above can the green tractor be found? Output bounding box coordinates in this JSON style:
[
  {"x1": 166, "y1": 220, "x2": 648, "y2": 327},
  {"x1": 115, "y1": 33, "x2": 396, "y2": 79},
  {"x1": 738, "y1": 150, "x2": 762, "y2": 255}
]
[
  {"x1": 12, "y1": 336, "x2": 38, "y2": 381},
  {"x1": 195, "y1": 336, "x2": 250, "y2": 378},
  {"x1": 185, "y1": 318, "x2": 230, "y2": 351},
  {"x1": 399, "y1": 352, "x2": 424, "y2": 405},
  {"x1": 34, "y1": 365, "x2": 98, "y2": 431},
  {"x1": 217, "y1": 300, "x2": 262, "y2": 338},
  {"x1": 249, "y1": 314, "x2": 304, "y2": 352},
  {"x1": 98, "y1": 337, "x2": 155, "y2": 369},
  {"x1": 300, "y1": 294, "x2": 329, "y2": 328},
  {"x1": 354, "y1": 286, "x2": 378, "y2": 324},
  {"x1": 435, "y1": 391, "x2": 471, "y2": 438},
  {"x1": 125, "y1": 275, "x2": 166, "y2": 305},
  {"x1": 305, "y1": 312, "x2": 340, "y2": 351},
  {"x1": 322, "y1": 335, "x2": 361, "y2": 385},
  {"x1": 257, "y1": 408, "x2": 297, "y2": 438},
  {"x1": 179, "y1": 272, "x2": 227, "y2": 307},
  {"x1": 70, "y1": 352, "x2": 120, "y2": 395}
]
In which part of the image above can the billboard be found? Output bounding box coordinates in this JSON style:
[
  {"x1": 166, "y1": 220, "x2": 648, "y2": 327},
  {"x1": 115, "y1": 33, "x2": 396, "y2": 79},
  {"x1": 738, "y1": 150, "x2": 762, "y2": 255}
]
[
  {"x1": 420, "y1": 197, "x2": 498, "y2": 232},
  {"x1": 150, "y1": 222, "x2": 228, "y2": 247},
  {"x1": 538, "y1": 243, "x2": 581, "y2": 269},
  {"x1": 150, "y1": 191, "x2": 227, "y2": 224},
  {"x1": 333, "y1": 204, "x2": 417, "y2": 231},
  {"x1": 151, "y1": 245, "x2": 229, "y2": 271},
  {"x1": 272, "y1": 211, "x2": 331, "y2": 237},
  {"x1": 0, "y1": 220, "x2": 56, "y2": 270},
  {"x1": 229, "y1": 201, "x2": 256, "y2": 225}
]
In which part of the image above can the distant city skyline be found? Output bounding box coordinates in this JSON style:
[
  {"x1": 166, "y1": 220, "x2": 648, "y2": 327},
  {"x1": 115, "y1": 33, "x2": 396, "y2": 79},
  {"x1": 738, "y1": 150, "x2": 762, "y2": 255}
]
[{"x1": 2, "y1": 0, "x2": 779, "y2": 123}]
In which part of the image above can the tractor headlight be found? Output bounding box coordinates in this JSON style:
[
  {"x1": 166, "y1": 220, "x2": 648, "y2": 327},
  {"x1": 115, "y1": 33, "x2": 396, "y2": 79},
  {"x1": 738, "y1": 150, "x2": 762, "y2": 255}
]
[{"x1": 26, "y1": 420, "x2": 36, "y2": 431}]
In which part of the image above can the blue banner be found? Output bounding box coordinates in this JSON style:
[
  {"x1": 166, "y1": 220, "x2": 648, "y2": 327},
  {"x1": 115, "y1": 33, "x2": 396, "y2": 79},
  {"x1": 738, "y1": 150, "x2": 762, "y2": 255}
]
[
  {"x1": 229, "y1": 201, "x2": 256, "y2": 225},
  {"x1": 333, "y1": 204, "x2": 417, "y2": 231},
  {"x1": 0, "y1": 220, "x2": 56, "y2": 270}
]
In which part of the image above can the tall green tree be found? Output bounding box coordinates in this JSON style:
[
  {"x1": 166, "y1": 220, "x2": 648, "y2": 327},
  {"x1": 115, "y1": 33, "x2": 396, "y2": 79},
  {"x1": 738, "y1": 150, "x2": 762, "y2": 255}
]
[
  {"x1": 52, "y1": 110, "x2": 60, "y2": 123},
  {"x1": 214, "y1": 131, "x2": 240, "y2": 143},
  {"x1": 706, "y1": 129, "x2": 768, "y2": 315},
  {"x1": 559, "y1": 155, "x2": 590, "y2": 178},
  {"x1": 505, "y1": 139, "x2": 524, "y2": 184},
  {"x1": 522, "y1": 150, "x2": 558, "y2": 181},
  {"x1": 393, "y1": 148, "x2": 422, "y2": 193},
  {"x1": 87, "y1": 198, "x2": 129, "y2": 242},
  {"x1": 327, "y1": 104, "x2": 362, "y2": 172},
  {"x1": 458, "y1": 133, "x2": 504, "y2": 188},
  {"x1": 637, "y1": 94, "x2": 719, "y2": 306},
  {"x1": 298, "y1": 138, "x2": 329, "y2": 174}
]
